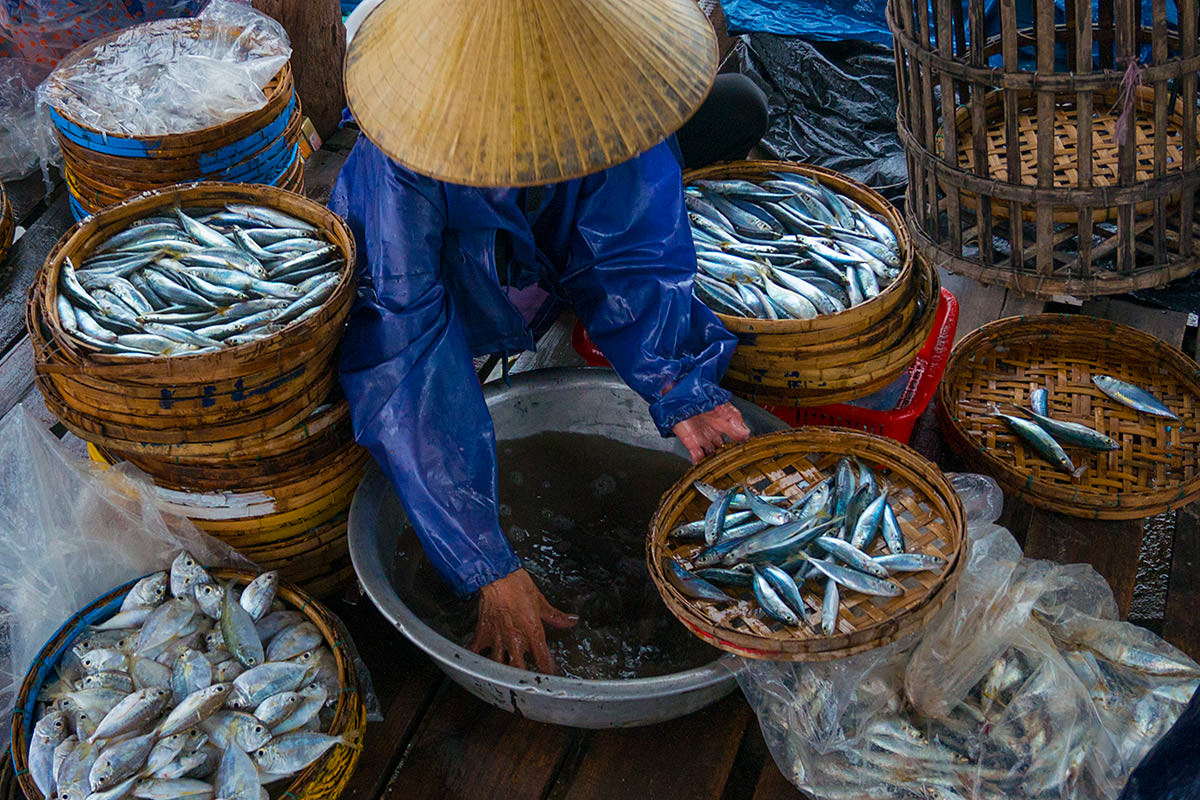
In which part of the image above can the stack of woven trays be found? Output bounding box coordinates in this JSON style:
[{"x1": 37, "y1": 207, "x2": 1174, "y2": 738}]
[
  {"x1": 10, "y1": 567, "x2": 367, "y2": 800},
  {"x1": 26, "y1": 183, "x2": 365, "y2": 597},
  {"x1": 45, "y1": 19, "x2": 305, "y2": 221},
  {"x1": 0, "y1": 182, "x2": 13, "y2": 269},
  {"x1": 685, "y1": 161, "x2": 938, "y2": 408}
]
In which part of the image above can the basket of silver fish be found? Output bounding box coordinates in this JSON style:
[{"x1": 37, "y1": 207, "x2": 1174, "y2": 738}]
[
  {"x1": 939, "y1": 314, "x2": 1200, "y2": 519},
  {"x1": 11, "y1": 554, "x2": 366, "y2": 800},
  {"x1": 647, "y1": 428, "x2": 965, "y2": 661},
  {"x1": 26, "y1": 182, "x2": 354, "y2": 458},
  {"x1": 683, "y1": 161, "x2": 938, "y2": 407}
]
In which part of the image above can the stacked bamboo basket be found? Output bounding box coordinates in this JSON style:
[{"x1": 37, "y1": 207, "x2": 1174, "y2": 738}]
[
  {"x1": 27, "y1": 183, "x2": 365, "y2": 597},
  {"x1": 11, "y1": 568, "x2": 367, "y2": 800},
  {"x1": 685, "y1": 161, "x2": 937, "y2": 407},
  {"x1": 44, "y1": 19, "x2": 305, "y2": 221},
  {"x1": 888, "y1": 0, "x2": 1200, "y2": 298}
]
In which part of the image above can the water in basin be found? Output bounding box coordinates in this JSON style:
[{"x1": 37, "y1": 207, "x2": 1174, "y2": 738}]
[{"x1": 389, "y1": 431, "x2": 719, "y2": 679}]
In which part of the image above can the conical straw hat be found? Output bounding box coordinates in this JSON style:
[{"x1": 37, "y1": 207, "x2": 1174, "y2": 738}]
[{"x1": 344, "y1": 0, "x2": 718, "y2": 187}]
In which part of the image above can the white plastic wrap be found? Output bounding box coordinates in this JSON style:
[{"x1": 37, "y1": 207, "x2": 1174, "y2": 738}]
[
  {"x1": 0, "y1": 404, "x2": 252, "y2": 754},
  {"x1": 737, "y1": 473, "x2": 1200, "y2": 800},
  {"x1": 0, "y1": 57, "x2": 51, "y2": 180},
  {"x1": 37, "y1": 0, "x2": 290, "y2": 136}
]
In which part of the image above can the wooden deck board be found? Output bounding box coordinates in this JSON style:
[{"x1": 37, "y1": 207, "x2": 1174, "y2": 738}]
[
  {"x1": 1163, "y1": 503, "x2": 1200, "y2": 661},
  {"x1": 553, "y1": 695, "x2": 751, "y2": 800},
  {"x1": 0, "y1": 189, "x2": 71, "y2": 357}
]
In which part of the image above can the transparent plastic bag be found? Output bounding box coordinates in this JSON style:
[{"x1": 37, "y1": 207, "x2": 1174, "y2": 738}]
[
  {"x1": 736, "y1": 473, "x2": 1200, "y2": 800},
  {"x1": 37, "y1": 0, "x2": 290, "y2": 136},
  {"x1": 0, "y1": 56, "x2": 51, "y2": 180}
]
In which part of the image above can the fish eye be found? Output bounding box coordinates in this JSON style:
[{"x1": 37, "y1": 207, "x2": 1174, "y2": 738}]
[
  {"x1": 255, "y1": 748, "x2": 266, "y2": 757},
  {"x1": 254, "y1": 725, "x2": 264, "y2": 734}
]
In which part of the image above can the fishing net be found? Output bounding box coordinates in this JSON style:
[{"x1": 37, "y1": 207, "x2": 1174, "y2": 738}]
[
  {"x1": 37, "y1": 0, "x2": 290, "y2": 137},
  {"x1": 737, "y1": 473, "x2": 1200, "y2": 800}
]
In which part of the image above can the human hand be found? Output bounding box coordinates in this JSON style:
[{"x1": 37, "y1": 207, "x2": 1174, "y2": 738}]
[
  {"x1": 672, "y1": 402, "x2": 750, "y2": 464},
  {"x1": 469, "y1": 568, "x2": 578, "y2": 673}
]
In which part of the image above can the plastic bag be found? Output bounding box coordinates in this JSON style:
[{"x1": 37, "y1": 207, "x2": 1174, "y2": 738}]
[
  {"x1": 0, "y1": 404, "x2": 255, "y2": 753},
  {"x1": 37, "y1": 0, "x2": 290, "y2": 136},
  {"x1": 0, "y1": 56, "x2": 50, "y2": 180},
  {"x1": 1118, "y1": 683, "x2": 1200, "y2": 800},
  {"x1": 736, "y1": 473, "x2": 1200, "y2": 800}
]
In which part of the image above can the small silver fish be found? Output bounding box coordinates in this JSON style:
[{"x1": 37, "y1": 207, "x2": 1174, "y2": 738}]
[{"x1": 1092, "y1": 375, "x2": 1179, "y2": 420}]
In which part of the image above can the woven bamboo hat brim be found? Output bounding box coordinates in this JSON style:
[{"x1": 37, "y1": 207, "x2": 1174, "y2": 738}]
[{"x1": 344, "y1": 0, "x2": 719, "y2": 187}]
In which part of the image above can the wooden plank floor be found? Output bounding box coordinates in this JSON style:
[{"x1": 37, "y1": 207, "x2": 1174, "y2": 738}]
[{"x1": 2, "y1": 133, "x2": 1200, "y2": 800}]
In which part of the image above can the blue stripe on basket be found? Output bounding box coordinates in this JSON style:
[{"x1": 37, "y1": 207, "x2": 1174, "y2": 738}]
[
  {"x1": 67, "y1": 190, "x2": 92, "y2": 222},
  {"x1": 49, "y1": 91, "x2": 296, "y2": 166},
  {"x1": 21, "y1": 580, "x2": 136, "y2": 741}
]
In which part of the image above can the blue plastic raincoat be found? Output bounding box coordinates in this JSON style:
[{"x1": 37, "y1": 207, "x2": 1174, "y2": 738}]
[{"x1": 330, "y1": 136, "x2": 736, "y2": 596}]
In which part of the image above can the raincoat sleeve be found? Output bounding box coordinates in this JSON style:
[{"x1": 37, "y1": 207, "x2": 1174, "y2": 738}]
[
  {"x1": 330, "y1": 140, "x2": 520, "y2": 597},
  {"x1": 559, "y1": 141, "x2": 738, "y2": 436}
]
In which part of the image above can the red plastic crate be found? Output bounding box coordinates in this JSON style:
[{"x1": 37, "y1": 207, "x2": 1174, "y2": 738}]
[{"x1": 571, "y1": 288, "x2": 959, "y2": 444}]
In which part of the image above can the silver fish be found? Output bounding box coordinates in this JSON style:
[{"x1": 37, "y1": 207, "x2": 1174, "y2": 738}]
[
  {"x1": 751, "y1": 568, "x2": 801, "y2": 626},
  {"x1": 156, "y1": 683, "x2": 231, "y2": 736},
  {"x1": 239, "y1": 572, "x2": 277, "y2": 622},
  {"x1": 230, "y1": 662, "x2": 307, "y2": 709},
  {"x1": 995, "y1": 410, "x2": 1083, "y2": 476},
  {"x1": 801, "y1": 555, "x2": 904, "y2": 597},
  {"x1": 1092, "y1": 375, "x2": 1178, "y2": 420},
  {"x1": 220, "y1": 585, "x2": 264, "y2": 668},
  {"x1": 251, "y1": 732, "x2": 344, "y2": 775},
  {"x1": 264, "y1": 622, "x2": 322, "y2": 662},
  {"x1": 88, "y1": 732, "x2": 155, "y2": 792},
  {"x1": 88, "y1": 687, "x2": 170, "y2": 741},
  {"x1": 121, "y1": 573, "x2": 169, "y2": 612}
]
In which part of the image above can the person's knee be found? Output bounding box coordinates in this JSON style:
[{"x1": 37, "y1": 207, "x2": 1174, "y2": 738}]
[{"x1": 716, "y1": 73, "x2": 769, "y2": 143}]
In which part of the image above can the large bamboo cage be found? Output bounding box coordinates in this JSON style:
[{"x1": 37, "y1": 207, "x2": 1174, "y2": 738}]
[{"x1": 888, "y1": 0, "x2": 1200, "y2": 298}]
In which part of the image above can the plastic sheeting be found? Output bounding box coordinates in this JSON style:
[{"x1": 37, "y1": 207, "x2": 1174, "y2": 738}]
[
  {"x1": 38, "y1": 0, "x2": 290, "y2": 136},
  {"x1": 0, "y1": 405, "x2": 253, "y2": 755},
  {"x1": 737, "y1": 36, "x2": 906, "y2": 199},
  {"x1": 736, "y1": 473, "x2": 1200, "y2": 800},
  {"x1": 1118, "y1": 682, "x2": 1200, "y2": 800},
  {"x1": 723, "y1": 0, "x2": 892, "y2": 45},
  {"x1": 0, "y1": 55, "x2": 49, "y2": 180}
]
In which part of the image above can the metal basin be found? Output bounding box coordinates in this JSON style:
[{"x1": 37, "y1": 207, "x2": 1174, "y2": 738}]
[{"x1": 348, "y1": 367, "x2": 787, "y2": 728}]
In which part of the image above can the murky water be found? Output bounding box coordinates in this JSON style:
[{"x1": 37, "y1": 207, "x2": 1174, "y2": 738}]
[{"x1": 390, "y1": 432, "x2": 720, "y2": 679}]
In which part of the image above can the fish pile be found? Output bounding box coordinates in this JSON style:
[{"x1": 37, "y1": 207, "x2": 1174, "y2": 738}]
[
  {"x1": 993, "y1": 376, "x2": 1177, "y2": 476},
  {"x1": 749, "y1": 638, "x2": 1199, "y2": 800},
  {"x1": 664, "y1": 457, "x2": 945, "y2": 635},
  {"x1": 55, "y1": 205, "x2": 344, "y2": 357},
  {"x1": 27, "y1": 552, "x2": 348, "y2": 800},
  {"x1": 685, "y1": 173, "x2": 903, "y2": 320}
]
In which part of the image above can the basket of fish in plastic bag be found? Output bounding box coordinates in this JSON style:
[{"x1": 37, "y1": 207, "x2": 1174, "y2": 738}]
[
  {"x1": 10, "y1": 554, "x2": 366, "y2": 800},
  {"x1": 26, "y1": 181, "x2": 355, "y2": 459},
  {"x1": 683, "y1": 160, "x2": 937, "y2": 407},
  {"x1": 938, "y1": 314, "x2": 1200, "y2": 519},
  {"x1": 38, "y1": 2, "x2": 305, "y2": 218},
  {"x1": 647, "y1": 428, "x2": 966, "y2": 661}
]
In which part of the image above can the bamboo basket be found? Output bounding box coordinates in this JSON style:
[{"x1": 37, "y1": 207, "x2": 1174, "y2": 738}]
[
  {"x1": 0, "y1": 181, "x2": 13, "y2": 269},
  {"x1": 44, "y1": 19, "x2": 306, "y2": 220},
  {"x1": 682, "y1": 160, "x2": 933, "y2": 406},
  {"x1": 27, "y1": 182, "x2": 356, "y2": 458},
  {"x1": 10, "y1": 567, "x2": 367, "y2": 800},
  {"x1": 938, "y1": 314, "x2": 1200, "y2": 519},
  {"x1": 648, "y1": 428, "x2": 965, "y2": 661},
  {"x1": 890, "y1": 0, "x2": 1200, "y2": 299},
  {"x1": 720, "y1": 254, "x2": 940, "y2": 407}
]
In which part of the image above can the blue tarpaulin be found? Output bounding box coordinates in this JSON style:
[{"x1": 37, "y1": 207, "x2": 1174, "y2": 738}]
[{"x1": 723, "y1": 0, "x2": 893, "y2": 45}]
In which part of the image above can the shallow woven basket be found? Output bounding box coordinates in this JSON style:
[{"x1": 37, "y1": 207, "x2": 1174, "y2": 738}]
[
  {"x1": 938, "y1": 314, "x2": 1200, "y2": 519},
  {"x1": 0, "y1": 181, "x2": 13, "y2": 268},
  {"x1": 27, "y1": 182, "x2": 356, "y2": 458},
  {"x1": 721, "y1": 255, "x2": 940, "y2": 407},
  {"x1": 951, "y1": 86, "x2": 1187, "y2": 224},
  {"x1": 647, "y1": 428, "x2": 966, "y2": 661},
  {"x1": 682, "y1": 160, "x2": 931, "y2": 407},
  {"x1": 10, "y1": 567, "x2": 366, "y2": 800}
]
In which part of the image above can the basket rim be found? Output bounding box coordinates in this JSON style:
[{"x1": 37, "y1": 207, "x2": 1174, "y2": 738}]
[
  {"x1": 646, "y1": 427, "x2": 967, "y2": 661},
  {"x1": 937, "y1": 313, "x2": 1200, "y2": 518},
  {"x1": 10, "y1": 566, "x2": 365, "y2": 800}
]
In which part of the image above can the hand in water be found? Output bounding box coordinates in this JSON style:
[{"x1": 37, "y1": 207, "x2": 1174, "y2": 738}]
[
  {"x1": 470, "y1": 568, "x2": 578, "y2": 673},
  {"x1": 672, "y1": 402, "x2": 751, "y2": 464}
]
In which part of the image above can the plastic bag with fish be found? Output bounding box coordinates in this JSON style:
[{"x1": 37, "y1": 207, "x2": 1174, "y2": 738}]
[
  {"x1": 736, "y1": 473, "x2": 1200, "y2": 800},
  {"x1": 0, "y1": 405, "x2": 250, "y2": 755}
]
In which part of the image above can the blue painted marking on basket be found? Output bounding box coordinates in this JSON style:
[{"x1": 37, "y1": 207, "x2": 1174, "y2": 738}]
[
  {"x1": 196, "y1": 95, "x2": 297, "y2": 171},
  {"x1": 21, "y1": 579, "x2": 136, "y2": 741},
  {"x1": 49, "y1": 92, "x2": 296, "y2": 163},
  {"x1": 201, "y1": 385, "x2": 217, "y2": 408},
  {"x1": 159, "y1": 388, "x2": 175, "y2": 410}
]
